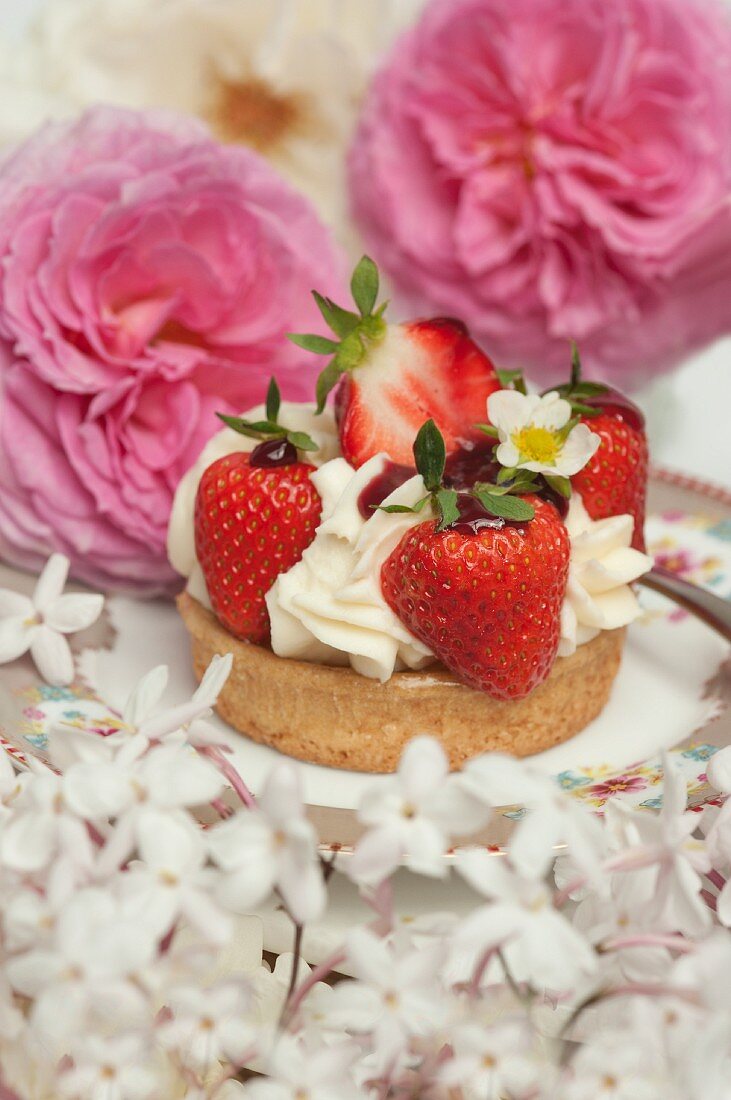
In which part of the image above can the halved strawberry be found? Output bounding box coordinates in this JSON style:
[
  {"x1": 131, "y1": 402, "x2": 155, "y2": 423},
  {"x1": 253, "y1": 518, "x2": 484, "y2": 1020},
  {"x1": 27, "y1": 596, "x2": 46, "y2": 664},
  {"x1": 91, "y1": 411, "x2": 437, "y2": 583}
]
[{"x1": 289, "y1": 257, "x2": 501, "y2": 468}]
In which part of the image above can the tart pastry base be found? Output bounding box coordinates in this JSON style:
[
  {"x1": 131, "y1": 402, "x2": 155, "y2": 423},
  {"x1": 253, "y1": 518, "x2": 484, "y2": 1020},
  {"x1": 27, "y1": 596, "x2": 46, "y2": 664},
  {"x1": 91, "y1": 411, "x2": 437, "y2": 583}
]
[{"x1": 178, "y1": 593, "x2": 625, "y2": 773}]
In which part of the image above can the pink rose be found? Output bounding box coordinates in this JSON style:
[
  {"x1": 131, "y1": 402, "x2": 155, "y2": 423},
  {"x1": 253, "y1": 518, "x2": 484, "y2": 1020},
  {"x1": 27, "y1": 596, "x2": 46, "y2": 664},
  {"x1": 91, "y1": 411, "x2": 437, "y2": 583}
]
[
  {"x1": 0, "y1": 107, "x2": 343, "y2": 592},
  {"x1": 349, "y1": 0, "x2": 731, "y2": 385}
]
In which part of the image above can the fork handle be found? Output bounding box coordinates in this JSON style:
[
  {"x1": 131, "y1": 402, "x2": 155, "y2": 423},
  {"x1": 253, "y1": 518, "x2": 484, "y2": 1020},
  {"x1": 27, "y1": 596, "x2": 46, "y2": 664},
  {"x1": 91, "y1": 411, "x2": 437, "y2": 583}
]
[{"x1": 638, "y1": 567, "x2": 731, "y2": 643}]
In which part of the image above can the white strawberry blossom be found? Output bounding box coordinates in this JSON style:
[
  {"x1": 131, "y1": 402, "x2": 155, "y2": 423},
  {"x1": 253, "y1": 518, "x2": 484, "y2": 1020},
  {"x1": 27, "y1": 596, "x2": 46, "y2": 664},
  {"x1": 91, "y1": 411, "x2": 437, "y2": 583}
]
[
  {"x1": 487, "y1": 389, "x2": 600, "y2": 477},
  {"x1": 0, "y1": 553, "x2": 103, "y2": 686}
]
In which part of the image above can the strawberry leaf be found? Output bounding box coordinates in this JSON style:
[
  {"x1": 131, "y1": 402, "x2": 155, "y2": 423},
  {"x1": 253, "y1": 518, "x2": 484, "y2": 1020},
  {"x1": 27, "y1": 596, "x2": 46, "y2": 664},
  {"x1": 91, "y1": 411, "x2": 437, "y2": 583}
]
[
  {"x1": 573, "y1": 381, "x2": 610, "y2": 396},
  {"x1": 288, "y1": 333, "x2": 340, "y2": 356},
  {"x1": 413, "y1": 419, "x2": 446, "y2": 493},
  {"x1": 265, "y1": 377, "x2": 280, "y2": 424},
  {"x1": 216, "y1": 414, "x2": 284, "y2": 439},
  {"x1": 435, "y1": 488, "x2": 460, "y2": 531},
  {"x1": 350, "y1": 255, "x2": 379, "y2": 317},
  {"x1": 496, "y1": 465, "x2": 518, "y2": 484},
  {"x1": 286, "y1": 430, "x2": 318, "y2": 452},
  {"x1": 568, "y1": 400, "x2": 602, "y2": 417},
  {"x1": 570, "y1": 341, "x2": 582, "y2": 388},
  {"x1": 496, "y1": 367, "x2": 527, "y2": 395},
  {"x1": 543, "y1": 474, "x2": 572, "y2": 499},
  {"x1": 315, "y1": 359, "x2": 345, "y2": 414},
  {"x1": 473, "y1": 490, "x2": 535, "y2": 521},
  {"x1": 377, "y1": 496, "x2": 430, "y2": 515},
  {"x1": 312, "y1": 291, "x2": 361, "y2": 339}
]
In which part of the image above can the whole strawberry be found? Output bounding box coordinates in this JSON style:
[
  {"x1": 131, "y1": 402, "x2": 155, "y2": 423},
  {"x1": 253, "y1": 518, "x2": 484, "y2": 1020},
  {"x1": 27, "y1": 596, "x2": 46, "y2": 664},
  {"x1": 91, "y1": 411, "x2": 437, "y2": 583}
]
[
  {"x1": 379, "y1": 422, "x2": 570, "y2": 700},
  {"x1": 554, "y1": 347, "x2": 648, "y2": 551},
  {"x1": 289, "y1": 256, "x2": 501, "y2": 468},
  {"x1": 194, "y1": 380, "x2": 322, "y2": 644}
]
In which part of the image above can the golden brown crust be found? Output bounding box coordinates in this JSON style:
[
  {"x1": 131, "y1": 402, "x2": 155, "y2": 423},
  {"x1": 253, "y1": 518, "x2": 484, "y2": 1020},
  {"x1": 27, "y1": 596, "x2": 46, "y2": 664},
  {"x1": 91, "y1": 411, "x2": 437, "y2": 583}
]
[{"x1": 178, "y1": 592, "x2": 625, "y2": 773}]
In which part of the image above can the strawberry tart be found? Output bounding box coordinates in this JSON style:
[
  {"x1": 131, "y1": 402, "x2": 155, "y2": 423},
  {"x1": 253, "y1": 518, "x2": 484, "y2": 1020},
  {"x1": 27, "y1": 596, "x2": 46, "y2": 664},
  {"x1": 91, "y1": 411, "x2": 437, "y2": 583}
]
[{"x1": 168, "y1": 259, "x2": 652, "y2": 772}]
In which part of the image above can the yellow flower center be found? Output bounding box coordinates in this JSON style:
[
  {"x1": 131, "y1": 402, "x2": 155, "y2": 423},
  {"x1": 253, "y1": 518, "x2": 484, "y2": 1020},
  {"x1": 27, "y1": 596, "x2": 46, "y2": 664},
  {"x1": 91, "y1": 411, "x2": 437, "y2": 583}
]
[{"x1": 511, "y1": 426, "x2": 562, "y2": 465}]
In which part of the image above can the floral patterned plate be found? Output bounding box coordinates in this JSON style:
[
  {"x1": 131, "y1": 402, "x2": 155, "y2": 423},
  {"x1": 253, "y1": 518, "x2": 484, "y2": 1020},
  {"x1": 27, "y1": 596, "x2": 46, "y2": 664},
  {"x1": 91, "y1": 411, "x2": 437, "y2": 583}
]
[{"x1": 0, "y1": 469, "x2": 729, "y2": 853}]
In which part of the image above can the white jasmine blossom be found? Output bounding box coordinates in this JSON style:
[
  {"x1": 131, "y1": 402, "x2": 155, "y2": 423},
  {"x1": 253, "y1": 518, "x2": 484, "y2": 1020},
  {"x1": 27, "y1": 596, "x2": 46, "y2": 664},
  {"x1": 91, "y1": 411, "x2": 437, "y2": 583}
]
[
  {"x1": 0, "y1": 647, "x2": 727, "y2": 1099},
  {"x1": 326, "y1": 928, "x2": 447, "y2": 1072},
  {"x1": 61, "y1": 740, "x2": 223, "y2": 872},
  {"x1": 617, "y1": 755, "x2": 711, "y2": 936},
  {"x1": 438, "y1": 1018, "x2": 545, "y2": 1099},
  {"x1": 6, "y1": 886, "x2": 156, "y2": 1045},
  {"x1": 243, "y1": 1034, "x2": 361, "y2": 1100},
  {"x1": 348, "y1": 735, "x2": 490, "y2": 885},
  {"x1": 0, "y1": 553, "x2": 103, "y2": 686},
  {"x1": 561, "y1": 1032, "x2": 673, "y2": 1100},
  {"x1": 0, "y1": 759, "x2": 95, "y2": 879},
  {"x1": 487, "y1": 389, "x2": 600, "y2": 477},
  {"x1": 456, "y1": 849, "x2": 597, "y2": 990},
  {"x1": 56, "y1": 1033, "x2": 160, "y2": 1100},
  {"x1": 157, "y1": 980, "x2": 257, "y2": 1073},
  {"x1": 461, "y1": 754, "x2": 607, "y2": 883},
  {"x1": 121, "y1": 809, "x2": 232, "y2": 945},
  {"x1": 208, "y1": 762, "x2": 325, "y2": 923}
]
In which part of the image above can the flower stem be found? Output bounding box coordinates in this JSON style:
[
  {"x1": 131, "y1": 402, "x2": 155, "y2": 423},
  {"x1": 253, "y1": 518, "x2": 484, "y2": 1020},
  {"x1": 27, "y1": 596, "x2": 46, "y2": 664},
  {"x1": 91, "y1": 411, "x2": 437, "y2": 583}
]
[
  {"x1": 282, "y1": 946, "x2": 347, "y2": 1026},
  {"x1": 701, "y1": 887, "x2": 718, "y2": 912},
  {"x1": 706, "y1": 868, "x2": 727, "y2": 892},
  {"x1": 285, "y1": 922, "x2": 304, "y2": 1007},
  {"x1": 201, "y1": 746, "x2": 256, "y2": 809},
  {"x1": 468, "y1": 945, "x2": 499, "y2": 996}
]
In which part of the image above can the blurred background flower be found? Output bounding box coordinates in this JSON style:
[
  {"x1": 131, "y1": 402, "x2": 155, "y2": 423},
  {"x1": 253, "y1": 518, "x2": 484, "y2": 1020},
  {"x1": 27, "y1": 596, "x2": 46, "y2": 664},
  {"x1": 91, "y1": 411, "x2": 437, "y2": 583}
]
[
  {"x1": 0, "y1": 107, "x2": 343, "y2": 593},
  {"x1": 0, "y1": 0, "x2": 422, "y2": 255},
  {"x1": 349, "y1": 0, "x2": 731, "y2": 387}
]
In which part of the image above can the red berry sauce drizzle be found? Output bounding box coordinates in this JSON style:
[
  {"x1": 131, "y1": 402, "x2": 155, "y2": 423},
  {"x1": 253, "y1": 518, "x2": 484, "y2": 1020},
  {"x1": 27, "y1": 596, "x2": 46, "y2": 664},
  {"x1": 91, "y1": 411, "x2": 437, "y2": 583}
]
[
  {"x1": 357, "y1": 438, "x2": 574, "y2": 527},
  {"x1": 357, "y1": 461, "x2": 414, "y2": 518},
  {"x1": 250, "y1": 438, "x2": 299, "y2": 468}
]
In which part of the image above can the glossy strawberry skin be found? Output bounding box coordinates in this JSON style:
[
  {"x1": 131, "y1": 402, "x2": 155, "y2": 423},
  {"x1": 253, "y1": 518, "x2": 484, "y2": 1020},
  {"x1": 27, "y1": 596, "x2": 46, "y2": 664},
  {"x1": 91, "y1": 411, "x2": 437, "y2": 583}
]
[
  {"x1": 337, "y1": 318, "x2": 502, "y2": 468},
  {"x1": 572, "y1": 412, "x2": 648, "y2": 551},
  {"x1": 195, "y1": 453, "x2": 321, "y2": 644},
  {"x1": 381, "y1": 497, "x2": 570, "y2": 700}
]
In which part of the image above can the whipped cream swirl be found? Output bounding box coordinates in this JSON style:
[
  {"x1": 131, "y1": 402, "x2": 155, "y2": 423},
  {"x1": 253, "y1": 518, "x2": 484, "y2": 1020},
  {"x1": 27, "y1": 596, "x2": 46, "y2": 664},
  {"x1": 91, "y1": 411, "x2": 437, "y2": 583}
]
[
  {"x1": 558, "y1": 494, "x2": 652, "y2": 657},
  {"x1": 167, "y1": 403, "x2": 339, "y2": 608},
  {"x1": 266, "y1": 455, "x2": 435, "y2": 681}
]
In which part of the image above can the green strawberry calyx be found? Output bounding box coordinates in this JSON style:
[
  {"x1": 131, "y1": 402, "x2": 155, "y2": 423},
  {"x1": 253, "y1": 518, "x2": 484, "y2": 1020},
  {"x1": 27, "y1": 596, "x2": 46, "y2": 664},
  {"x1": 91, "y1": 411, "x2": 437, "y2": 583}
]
[
  {"x1": 216, "y1": 377, "x2": 318, "y2": 452},
  {"x1": 378, "y1": 420, "x2": 536, "y2": 532},
  {"x1": 287, "y1": 256, "x2": 389, "y2": 414},
  {"x1": 546, "y1": 342, "x2": 610, "y2": 418}
]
